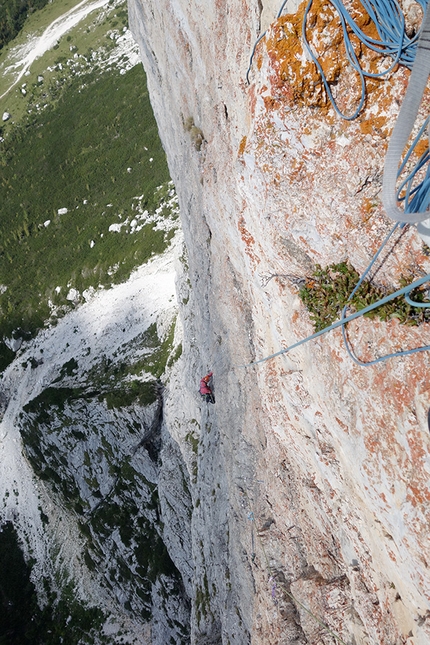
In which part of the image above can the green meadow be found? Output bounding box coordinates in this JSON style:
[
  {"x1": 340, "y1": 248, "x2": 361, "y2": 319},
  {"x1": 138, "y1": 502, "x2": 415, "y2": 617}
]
[{"x1": 0, "y1": 0, "x2": 178, "y2": 370}]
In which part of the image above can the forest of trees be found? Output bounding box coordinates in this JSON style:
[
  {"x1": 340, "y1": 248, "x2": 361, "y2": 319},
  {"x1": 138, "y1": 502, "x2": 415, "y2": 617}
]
[{"x1": 0, "y1": 0, "x2": 50, "y2": 49}]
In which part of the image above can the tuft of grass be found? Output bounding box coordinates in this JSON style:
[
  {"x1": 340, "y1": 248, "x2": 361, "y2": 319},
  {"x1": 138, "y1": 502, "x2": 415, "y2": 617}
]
[
  {"x1": 299, "y1": 262, "x2": 430, "y2": 332},
  {"x1": 184, "y1": 115, "x2": 204, "y2": 151},
  {"x1": 185, "y1": 431, "x2": 199, "y2": 455},
  {"x1": 142, "y1": 321, "x2": 178, "y2": 378},
  {"x1": 168, "y1": 342, "x2": 182, "y2": 367}
]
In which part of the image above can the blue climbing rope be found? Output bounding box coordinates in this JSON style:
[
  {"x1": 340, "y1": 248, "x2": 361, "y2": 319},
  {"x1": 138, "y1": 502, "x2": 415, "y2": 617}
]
[
  {"x1": 241, "y1": 201, "x2": 430, "y2": 369},
  {"x1": 241, "y1": 173, "x2": 430, "y2": 370},
  {"x1": 239, "y1": 272, "x2": 430, "y2": 368},
  {"x1": 243, "y1": 1, "x2": 430, "y2": 367},
  {"x1": 302, "y1": 0, "x2": 428, "y2": 119},
  {"x1": 247, "y1": 0, "x2": 428, "y2": 115},
  {"x1": 339, "y1": 117, "x2": 430, "y2": 365},
  {"x1": 246, "y1": 0, "x2": 291, "y2": 83},
  {"x1": 391, "y1": 115, "x2": 430, "y2": 216},
  {"x1": 339, "y1": 223, "x2": 430, "y2": 365}
]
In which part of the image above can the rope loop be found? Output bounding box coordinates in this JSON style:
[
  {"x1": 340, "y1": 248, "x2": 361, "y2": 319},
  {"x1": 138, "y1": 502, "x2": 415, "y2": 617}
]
[{"x1": 302, "y1": 0, "x2": 427, "y2": 119}]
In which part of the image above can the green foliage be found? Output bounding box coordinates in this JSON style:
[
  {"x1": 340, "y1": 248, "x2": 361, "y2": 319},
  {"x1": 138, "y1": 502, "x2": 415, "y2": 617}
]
[
  {"x1": 168, "y1": 342, "x2": 182, "y2": 367},
  {"x1": 23, "y1": 386, "x2": 87, "y2": 420},
  {"x1": 56, "y1": 357, "x2": 79, "y2": 379},
  {"x1": 185, "y1": 431, "x2": 199, "y2": 455},
  {"x1": 0, "y1": 0, "x2": 50, "y2": 50},
  {"x1": 102, "y1": 380, "x2": 158, "y2": 409},
  {"x1": 0, "y1": 521, "x2": 39, "y2": 643},
  {"x1": 195, "y1": 573, "x2": 211, "y2": 625},
  {"x1": 299, "y1": 262, "x2": 430, "y2": 332},
  {"x1": 143, "y1": 321, "x2": 177, "y2": 378},
  {"x1": 0, "y1": 342, "x2": 15, "y2": 372},
  {"x1": 0, "y1": 63, "x2": 177, "y2": 368}
]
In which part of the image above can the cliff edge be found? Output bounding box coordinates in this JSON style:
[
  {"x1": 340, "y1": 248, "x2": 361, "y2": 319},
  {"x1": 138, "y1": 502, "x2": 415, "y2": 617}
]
[{"x1": 130, "y1": 0, "x2": 430, "y2": 643}]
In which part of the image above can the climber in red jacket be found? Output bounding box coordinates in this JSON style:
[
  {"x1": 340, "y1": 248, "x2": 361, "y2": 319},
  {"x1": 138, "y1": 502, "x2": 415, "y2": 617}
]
[{"x1": 199, "y1": 371, "x2": 215, "y2": 403}]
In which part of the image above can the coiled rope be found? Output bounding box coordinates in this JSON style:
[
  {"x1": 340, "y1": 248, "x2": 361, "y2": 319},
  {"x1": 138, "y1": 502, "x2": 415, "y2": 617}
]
[
  {"x1": 247, "y1": 0, "x2": 430, "y2": 218},
  {"x1": 246, "y1": 0, "x2": 427, "y2": 101},
  {"x1": 302, "y1": 0, "x2": 428, "y2": 119}
]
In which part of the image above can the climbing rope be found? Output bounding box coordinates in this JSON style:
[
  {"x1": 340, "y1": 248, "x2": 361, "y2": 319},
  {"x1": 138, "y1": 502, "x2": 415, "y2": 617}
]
[
  {"x1": 247, "y1": 0, "x2": 430, "y2": 215},
  {"x1": 246, "y1": 0, "x2": 289, "y2": 83},
  {"x1": 302, "y1": 0, "x2": 428, "y2": 119},
  {"x1": 382, "y1": 5, "x2": 430, "y2": 223},
  {"x1": 339, "y1": 223, "x2": 430, "y2": 365},
  {"x1": 238, "y1": 270, "x2": 430, "y2": 368},
  {"x1": 246, "y1": 0, "x2": 427, "y2": 104},
  {"x1": 244, "y1": 1, "x2": 430, "y2": 367},
  {"x1": 394, "y1": 116, "x2": 430, "y2": 215}
]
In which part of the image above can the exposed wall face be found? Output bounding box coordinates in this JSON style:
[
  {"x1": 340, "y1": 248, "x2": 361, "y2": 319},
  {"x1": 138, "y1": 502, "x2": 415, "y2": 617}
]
[{"x1": 129, "y1": 1, "x2": 430, "y2": 643}]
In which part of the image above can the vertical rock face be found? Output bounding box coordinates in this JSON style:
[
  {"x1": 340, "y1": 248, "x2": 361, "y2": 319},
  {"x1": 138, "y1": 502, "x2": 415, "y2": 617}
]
[{"x1": 130, "y1": 0, "x2": 430, "y2": 644}]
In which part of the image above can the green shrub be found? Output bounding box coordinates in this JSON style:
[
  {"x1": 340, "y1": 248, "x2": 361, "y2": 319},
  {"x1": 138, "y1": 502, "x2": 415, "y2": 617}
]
[
  {"x1": 103, "y1": 380, "x2": 158, "y2": 409},
  {"x1": 299, "y1": 262, "x2": 430, "y2": 332},
  {"x1": 184, "y1": 115, "x2": 204, "y2": 150}
]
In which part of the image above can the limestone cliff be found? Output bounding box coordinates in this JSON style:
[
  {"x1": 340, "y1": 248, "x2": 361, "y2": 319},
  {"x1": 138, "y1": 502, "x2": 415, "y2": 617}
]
[{"x1": 129, "y1": 1, "x2": 430, "y2": 643}]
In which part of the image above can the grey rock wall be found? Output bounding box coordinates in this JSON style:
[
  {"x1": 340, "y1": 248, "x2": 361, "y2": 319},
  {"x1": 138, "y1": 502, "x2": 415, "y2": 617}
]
[{"x1": 129, "y1": 0, "x2": 430, "y2": 644}]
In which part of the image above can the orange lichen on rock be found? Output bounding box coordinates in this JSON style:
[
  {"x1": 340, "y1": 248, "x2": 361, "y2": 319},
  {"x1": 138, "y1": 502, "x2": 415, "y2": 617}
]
[
  {"x1": 360, "y1": 196, "x2": 379, "y2": 222},
  {"x1": 262, "y1": 0, "x2": 408, "y2": 120},
  {"x1": 238, "y1": 135, "x2": 247, "y2": 157},
  {"x1": 364, "y1": 432, "x2": 382, "y2": 455},
  {"x1": 413, "y1": 137, "x2": 429, "y2": 159},
  {"x1": 263, "y1": 94, "x2": 282, "y2": 112},
  {"x1": 359, "y1": 116, "x2": 390, "y2": 136},
  {"x1": 264, "y1": 0, "x2": 334, "y2": 111},
  {"x1": 238, "y1": 215, "x2": 259, "y2": 264}
]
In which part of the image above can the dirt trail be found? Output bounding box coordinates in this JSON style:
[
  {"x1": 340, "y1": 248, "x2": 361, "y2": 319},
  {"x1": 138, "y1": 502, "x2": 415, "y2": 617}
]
[{"x1": 0, "y1": 0, "x2": 110, "y2": 100}]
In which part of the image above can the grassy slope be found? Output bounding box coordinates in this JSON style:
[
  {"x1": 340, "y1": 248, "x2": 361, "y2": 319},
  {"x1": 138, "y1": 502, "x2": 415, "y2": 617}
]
[
  {"x1": 1, "y1": 65, "x2": 173, "y2": 324},
  {"x1": 0, "y1": 0, "x2": 178, "y2": 369}
]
